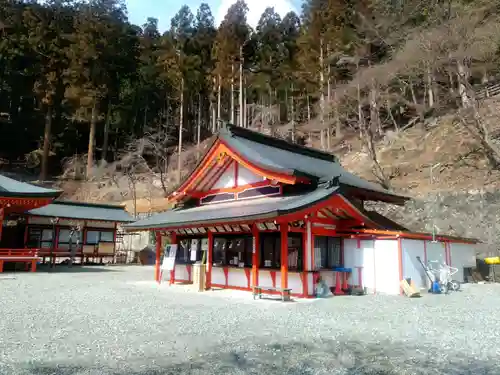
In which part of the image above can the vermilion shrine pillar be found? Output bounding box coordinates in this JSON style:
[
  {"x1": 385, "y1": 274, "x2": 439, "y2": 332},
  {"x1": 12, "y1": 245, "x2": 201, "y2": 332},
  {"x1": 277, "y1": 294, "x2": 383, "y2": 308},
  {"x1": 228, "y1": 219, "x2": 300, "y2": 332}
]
[
  {"x1": 206, "y1": 231, "x2": 213, "y2": 289},
  {"x1": 280, "y1": 222, "x2": 288, "y2": 289},
  {"x1": 251, "y1": 224, "x2": 260, "y2": 287}
]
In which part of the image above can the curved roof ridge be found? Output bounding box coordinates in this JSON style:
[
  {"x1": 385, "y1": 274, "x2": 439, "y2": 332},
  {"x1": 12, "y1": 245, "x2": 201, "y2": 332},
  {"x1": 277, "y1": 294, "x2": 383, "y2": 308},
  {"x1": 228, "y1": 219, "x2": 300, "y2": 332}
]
[{"x1": 221, "y1": 123, "x2": 337, "y2": 162}]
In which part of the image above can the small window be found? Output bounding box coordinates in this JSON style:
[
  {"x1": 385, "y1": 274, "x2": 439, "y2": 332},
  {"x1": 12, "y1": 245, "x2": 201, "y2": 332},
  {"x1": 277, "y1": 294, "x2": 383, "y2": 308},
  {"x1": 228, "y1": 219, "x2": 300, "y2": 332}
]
[
  {"x1": 260, "y1": 233, "x2": 303, "y2": 271},
  {"x1": 100, "y1": 231, "x2": 114, "y2": 242},
  {"x1": 58, "y1": 229, "x2": 83, "y2": 250},
  {"x1": 212, "y1": 235, "x2": 252, "y2": 267},
  {"x1": 260, "y1": 234, "x2": 281, "y2": 269},
  {"x1": 314, "y1": 236, "x2": 342, "y2": 270},
  {"x1": 287, "y1": 235, "x2": 303, "y2": 271},
  {"x1": 213, "y1": 238, "x2": 227, "y2": 265},
  {"x1": 175, "y1": 237, "x2": 205, "y2": 264},
  {"x1": 86, "y1": 231, "x2": 100, "y2": 244},
  {"x1": 85, "y1": 230, "x2": 114, "y2": 245},
  {"x1": 27, "y1": 228, "x2": 54, "y2": 249}
]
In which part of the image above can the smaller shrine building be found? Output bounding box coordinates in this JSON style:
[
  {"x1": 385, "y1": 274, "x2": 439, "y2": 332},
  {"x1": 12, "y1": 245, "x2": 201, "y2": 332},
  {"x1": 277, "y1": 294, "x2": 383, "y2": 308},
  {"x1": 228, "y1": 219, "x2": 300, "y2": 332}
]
[{"x1": 0, "y1": 174, "x2": 134, "y2": 270}]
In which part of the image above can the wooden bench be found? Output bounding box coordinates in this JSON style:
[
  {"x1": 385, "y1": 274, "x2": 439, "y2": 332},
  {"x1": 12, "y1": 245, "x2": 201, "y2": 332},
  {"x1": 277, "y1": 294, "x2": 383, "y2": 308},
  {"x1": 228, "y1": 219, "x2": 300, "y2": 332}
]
[
  {"x1": 38, "y1": 248, "x2": 84, "y2": 266},
  {"x1": 0, "y1": 249, "x2": 39, "y2": 272},
  {"x1": 252, "y1": 286, "x2": 292, "y2": 301}
]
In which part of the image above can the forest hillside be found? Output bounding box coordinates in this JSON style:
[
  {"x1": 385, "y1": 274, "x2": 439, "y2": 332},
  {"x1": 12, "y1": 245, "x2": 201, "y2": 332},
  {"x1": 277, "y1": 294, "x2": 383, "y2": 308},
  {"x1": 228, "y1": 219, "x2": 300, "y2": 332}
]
[{"x1": 2, "y1": 0, "x2": 500, "y2": 252}]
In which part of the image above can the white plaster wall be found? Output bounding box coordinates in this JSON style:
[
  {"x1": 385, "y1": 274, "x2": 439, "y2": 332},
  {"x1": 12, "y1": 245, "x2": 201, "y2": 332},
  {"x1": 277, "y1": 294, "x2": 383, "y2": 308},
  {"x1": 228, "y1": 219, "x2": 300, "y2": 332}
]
[
  {"x1": 258, "y1": 270, "x2": 274, "y2": 288},
  {"x1": 343, "y1": 239, "x2": 376, "y2": 293},
  {"x1": 275, "y1": 271, "x2": 282, "y2": 289},
  {"x1": 373, "y1": 240, "x2": 400, "y2": 295},
  {"x1": 175, "y1": 264, "x2": 190, "y2": 281},
  {"x1": 427, "y1": 241, "x2": 447, "y2": 265},
  {"x1": 343, "y1": 239, "x2": 363, "y2": 286},
  {"x1": 228, "y1": 268, "x2": 248, "y2": 288},
  {"x1": 117, "y1": 231, "x2": 151, "y2": 254},
  {"x1": 211, "y1": 267, "x2": 226, "y2": 285},
  {"x1": 307, "y1": 273, "x2": 315, "y2": 296},
  {"x1": 401, "y1": 239, "x2": 428, "y2": 290},
  {"x1": 288, "y1": 272, "x2": 303, "y2": 295},
  {"x1": 212, "y1": 163, "x2": 236, "y2": 189},
  {"x1": 361, "y1": 240, "x2": 376, "y2": 293},
  {"x1": 237, "y1": 165, "x2": 263, "y2": 185},
  {"x1": 449, "y1": 243, "x2": 477, "y2": 282}
]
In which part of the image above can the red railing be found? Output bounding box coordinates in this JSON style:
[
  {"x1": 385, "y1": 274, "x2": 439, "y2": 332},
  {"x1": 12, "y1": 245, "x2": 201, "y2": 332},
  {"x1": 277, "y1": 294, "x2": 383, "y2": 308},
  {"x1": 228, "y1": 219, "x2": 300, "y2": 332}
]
[{"x1": 0, "y1": 248, "x2": 39, "y2": 258}]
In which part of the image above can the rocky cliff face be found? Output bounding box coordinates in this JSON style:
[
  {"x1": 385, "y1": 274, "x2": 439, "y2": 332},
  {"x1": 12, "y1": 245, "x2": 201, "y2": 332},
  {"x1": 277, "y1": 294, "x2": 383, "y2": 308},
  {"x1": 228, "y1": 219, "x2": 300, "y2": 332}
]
[{"x1": 368, "y1": 191, "x2": 500, "y2": 255}]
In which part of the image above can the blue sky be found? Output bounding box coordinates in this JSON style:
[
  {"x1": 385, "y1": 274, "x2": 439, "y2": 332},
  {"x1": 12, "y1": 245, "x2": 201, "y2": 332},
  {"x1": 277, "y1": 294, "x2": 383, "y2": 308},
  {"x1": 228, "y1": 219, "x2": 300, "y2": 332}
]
[{"x1": 125, "y1": 0, "x2": 300, "y2": 32}]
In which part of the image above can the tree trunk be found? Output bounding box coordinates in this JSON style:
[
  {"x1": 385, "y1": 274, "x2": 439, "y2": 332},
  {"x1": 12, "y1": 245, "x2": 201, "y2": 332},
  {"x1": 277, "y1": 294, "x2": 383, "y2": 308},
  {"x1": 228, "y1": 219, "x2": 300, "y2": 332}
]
[
  {"x1": 333, "y1": 81, "x2": 341, "y2": 139},
  {"x1": 319, "y1": 38, "x2": 325, "y2": 150},
  {"x1": 386, "y1": 88, "x2": 399, "y2": 132},
  {"x1": 409, "y1": 77, "x2": 418, "y2": 106},
  {"x1": 230, "y1": 64, "x2": 235, "y2": 124},
  {"x1": 217, "y1": 75, "x2": 221, "y2": 129},
  {"x1": 290, "y1": 83, "x2": 295, "y2": 142},
  {"x1": 358, "y1": 80, "x2": 389, "y2": 188},
  {"x1": 40, "y1": 105, "x2": 53, "y2": 182},
  {"x1": 197, "y1": 93, "x2": 202, "y2": 160},
  {"x1": 327, "y1": 54, "x2": 331, "y2": 149},
  {"x1": 457, "y1": 59, "x2": 470, "y2": 107},
  {"x1": 448, "y1": 69, "x2": 455, "y2": 94},
  {"x1": 86, "y1": 99, "x2": 98, "y2": 179},
  {"x1": 177, "y1": 77, "x2": 184, "y2": 184},
  {"x1": 307, "y1": 94, "x2": 311, "y2": 121},
  {"x1": 101, "y1": 104, "x2": 111, "y2": 166},
  {"x1": 370, "y1": 83, "x2": 381, "y2": 134},
  {"x1": 427, "y1": 65, "x2": 435, "y2": 108},
  {"x1": 211, "y1": 76, "x2": 217, "y2": 133},
  {"x1": 243, "y1": 76, "x2": 247, "y2": 128},
  {"x1": 239, "y1": 46, "x2": 244, "y2": 127}
]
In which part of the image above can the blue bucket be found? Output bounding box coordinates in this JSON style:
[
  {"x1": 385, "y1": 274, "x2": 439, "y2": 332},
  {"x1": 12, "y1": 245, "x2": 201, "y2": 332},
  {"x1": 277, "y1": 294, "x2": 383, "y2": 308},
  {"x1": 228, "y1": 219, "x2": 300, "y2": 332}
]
[{"x1": 431, "y1": 281, "x2": 441, "y2": 294}]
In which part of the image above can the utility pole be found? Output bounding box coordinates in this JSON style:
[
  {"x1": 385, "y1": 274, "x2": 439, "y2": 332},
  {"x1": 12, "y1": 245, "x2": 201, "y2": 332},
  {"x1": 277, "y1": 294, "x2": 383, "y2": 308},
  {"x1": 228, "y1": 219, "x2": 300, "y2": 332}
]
[{"x1": 430, "y1": 162, "x2": 441, "y2": 242}]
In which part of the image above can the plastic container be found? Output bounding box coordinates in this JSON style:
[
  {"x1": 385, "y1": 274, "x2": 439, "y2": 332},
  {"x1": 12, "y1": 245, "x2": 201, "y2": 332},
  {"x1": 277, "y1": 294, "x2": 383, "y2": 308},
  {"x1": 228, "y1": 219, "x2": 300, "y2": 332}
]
[{"x1": 484, "y1": 257, "x2": 500, "y2": 265}]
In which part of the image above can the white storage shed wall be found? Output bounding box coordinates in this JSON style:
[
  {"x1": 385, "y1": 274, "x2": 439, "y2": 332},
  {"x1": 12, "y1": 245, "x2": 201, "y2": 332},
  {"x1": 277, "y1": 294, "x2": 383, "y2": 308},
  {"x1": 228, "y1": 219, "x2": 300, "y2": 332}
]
[
  {"x1": 401, "y1": 239, "x2": 428, "y2": 290},
  {"x1": 343, "y1": 239, "x2": 400, "y2": 295},
  {"x1": 344, "y1": 237, "x2": 477, "y2": 295},
  {"x1": 401, "y1": 239, "x2": 477, "y2": 287},
  {"x1": 448, "y1": 242, "x2": 477, "y2": 282}
]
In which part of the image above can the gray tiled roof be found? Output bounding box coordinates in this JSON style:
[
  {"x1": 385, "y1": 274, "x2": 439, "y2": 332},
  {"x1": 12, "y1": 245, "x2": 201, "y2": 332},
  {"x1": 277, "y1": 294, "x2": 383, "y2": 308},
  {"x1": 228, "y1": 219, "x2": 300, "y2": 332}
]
[
  {"x1": 125, "y1": 186, "x2": 339, "y2": 230},
  {"x1": 220, "y1": 125, "x2": 396, "y2": 195},
  {"x1": 0, "y1": 174, "x2": 62, "y2": 198},
  {"x1": 27, "y1": 201, "x2": 135, "y2": 223}
]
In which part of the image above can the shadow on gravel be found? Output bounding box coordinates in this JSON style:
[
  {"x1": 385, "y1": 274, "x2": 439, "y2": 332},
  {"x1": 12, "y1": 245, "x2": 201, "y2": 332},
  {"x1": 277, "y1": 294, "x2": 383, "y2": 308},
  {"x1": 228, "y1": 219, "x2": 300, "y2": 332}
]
[
  {"x1": 35, "y1": 265, "x2": 120, "y2": 273},
  {"x1": 21, "y1": 338, "x2": 500, "y2": 375}
]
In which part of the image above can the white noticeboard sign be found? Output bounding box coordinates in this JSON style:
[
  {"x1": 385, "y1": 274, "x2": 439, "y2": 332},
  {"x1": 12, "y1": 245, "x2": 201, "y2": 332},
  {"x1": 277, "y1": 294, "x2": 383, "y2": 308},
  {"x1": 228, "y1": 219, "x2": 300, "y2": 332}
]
[
  {"x1": 201, "y1": 238, "x2": 209, "y2": 252},
  {"x1": 190, "y1": 239, "x2": 199, "y2": 261},
  {"x1": 161, "y1": 244, "x2": 178, "y2": 271}
]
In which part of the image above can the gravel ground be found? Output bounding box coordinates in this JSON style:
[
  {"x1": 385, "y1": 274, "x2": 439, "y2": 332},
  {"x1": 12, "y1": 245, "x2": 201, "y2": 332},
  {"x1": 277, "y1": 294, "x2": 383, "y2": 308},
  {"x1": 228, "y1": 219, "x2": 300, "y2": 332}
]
[{"x1": 1, "y1": 265, "x2": 500, "y2": 375}]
